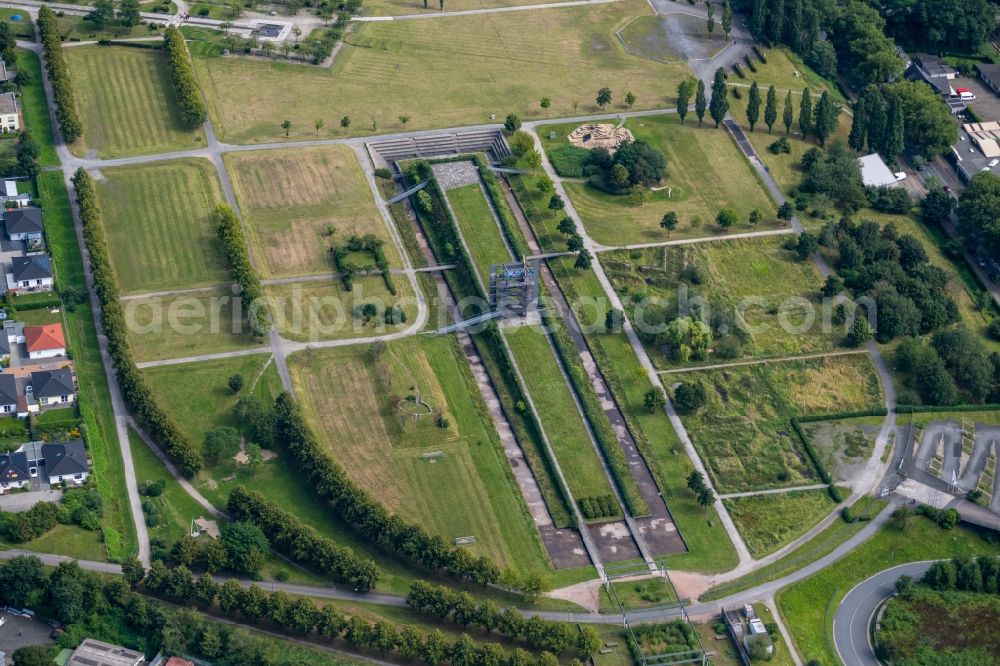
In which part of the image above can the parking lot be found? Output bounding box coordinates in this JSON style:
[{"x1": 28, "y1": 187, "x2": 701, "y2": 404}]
[
  {"x1": 0, "y1": 612, "x2": 55, "y2": 656},
  {"x1": 958, "y1": 76, "x2": 1000, "y2": 122}
]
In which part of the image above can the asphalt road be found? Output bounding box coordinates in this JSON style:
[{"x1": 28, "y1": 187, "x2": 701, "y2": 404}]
[{"x1": 832, "y1": 561, "x2": 933, "y2": 666}]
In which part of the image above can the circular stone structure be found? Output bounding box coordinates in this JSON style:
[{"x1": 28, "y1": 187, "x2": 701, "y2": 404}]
[
  {"x1": 398, "y1": 394, "x2": 433, "y2": 417},
  {"x1": 568, "y1": 124, "x2": 634, "y2": 154}
]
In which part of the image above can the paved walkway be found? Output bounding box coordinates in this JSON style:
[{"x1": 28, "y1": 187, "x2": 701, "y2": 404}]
[{"x1": 656, "y1": 349, "x2": 869, "y2": 374}]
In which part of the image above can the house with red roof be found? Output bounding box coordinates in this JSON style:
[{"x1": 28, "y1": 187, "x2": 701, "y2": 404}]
[{"x1": 23, "y1": 323, "x2": 65, "y2": 360}]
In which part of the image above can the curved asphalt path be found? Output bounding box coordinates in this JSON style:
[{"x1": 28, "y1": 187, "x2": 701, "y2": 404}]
[{"x1": 833, "y1": 561, "x2": 933, "y2": 666}]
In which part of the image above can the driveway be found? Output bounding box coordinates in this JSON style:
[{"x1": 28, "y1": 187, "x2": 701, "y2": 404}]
[{"x1": 0, "y1": 488, "x2": 62, "y2": 512}]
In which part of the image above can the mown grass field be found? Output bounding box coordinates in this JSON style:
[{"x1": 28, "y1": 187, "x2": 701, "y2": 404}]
[
  {"x1": 777, "y1": 517, "x2": 1000, "y2": 665},
  {"x1": 225, "y1": 145, "x2": 401, "y2": 278},
  {"x1": 364, "y1": 0, "x2": 567, "y2": 17},
  {"x1": 96, "y1": 159, "x2": 228, "y2": 294},
  {"x1": 64, "y1": 45, "x2": 204, "y2": 158},
  {"x1": 290, "y1": 337, "x2": 546, "y2": 570},
  {"x1": 124, "y1": 289, "x2": 262, "y2": 362},
  {"x1": 680, "y1": 355, "x2": 883, "y2": 493},
  {"x1": 729, "y1": 46, "x2": 842, "y2": 100},
  {"x1": 723, "y1": 488, "x2": 837, "y2": 558},
  {"x1": 507, "y1": 172, "x2": 739, "y2": 572},
  {"x1": 605, "y1": 237, "x2": 840, "y2": 367},
  {"x1": 9, "y1": 524, "x2": 108, "y2": 562},
  {"x1": 38, "y1": 171, "x2": 137, "y2": 561},
  {"x1": 540, "y1": 114, "x2": 779, "y2": 246},
  {"x1": 265, "y1": 275, "x2": 418, "y2": 343},
  {"x1": 0, "y1": 9, "x2": 34, "y2": 39},
  {"x1": 193, "y1": 0, "x2": 690, "y2": 143},
  {"x1": 504, "y1": 324, "x2": 618, "y2": 515},
  {"x1": 447, "y1": 182, "x2": 512, "y2": 285}
]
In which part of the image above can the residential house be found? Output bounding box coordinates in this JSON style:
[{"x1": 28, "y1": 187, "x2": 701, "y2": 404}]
[
  {"x1": 0, "y1": 450, "x2": 29, "y2": 492},
  {"x1": 66, "y1": 639, "x2": 145, "y2": 666},
  {"x1": 978, "y1": 63, "x2": 1000, "y2": 96},
  {"x1": 0, "y1": 92, "x2": 17, "y2": 133},
  {"x1": 7, "y1": 254, "x2": 53, "y2": 293},
  {"x1": 4, "y1": 207, "x2": 42, "y2": 241},
  {"x1": 30, "y1": 367, "x2": 75, "y2": 407},
  {"x1": 0, "y1": 320, "x2": 23, "y2": 364},
  {"x1": 41, "y1": 439, "x2": 88, "y2": 485},
  {"x1": 0, "y1": 59, "x2": 13, "y2": 83},
  {"x1": 23, "y1": 323, "x2": 65, "y2": 359},
  {"x1": 2, "y1": 181, "x2": 30, "y2": 208},
  {"x1": 0, "y1": 373, "x2": 17, "y2": 416}
]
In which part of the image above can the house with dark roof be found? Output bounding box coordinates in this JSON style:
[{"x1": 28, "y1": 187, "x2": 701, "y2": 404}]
[
  {"x1": 0, "y1": 373, "x2": 17, "y2": 416},
  {"x1": 29, "y1": 367, "x2": 75, "y2": 408},
  {"x1": 978, "y1": 63, "x2": 1000, "y2": 96},
  {"x1": 23, "y1": 323, "x2": 65, "y2": 359},
  {"x1": 7, "y1": 254, "x2": 53, "y2": 293},
  {"x1": 41, "y1": 439, "x2": 88, "y2": 486},
  {"x1": 0, "y1": 450, "x2": 29, "y2": 492},
  {"x1": 910, "y1": 53, "x2": 957, "y2": 96},
  {"x1": 66, "y1": 638, "x2": 144, "y2": 666},
  {"x1": 4, "y1": 207, "x2": 42, "y2": 242}
]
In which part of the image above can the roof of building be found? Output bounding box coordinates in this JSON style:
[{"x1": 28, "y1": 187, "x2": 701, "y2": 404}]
[
  {"x1": 0, "y1": 450, "x2": 29, "y2": 484},
  {"x1": 24, "y1": 323, "x2": 64, "y2": 353},
  {"x1": 31, "y1": 367, "x2": 73, "y2": 398},
  {"x1": 858, "y1": 153, "x2": 900, "y2": 188},
  {"x1": 164, "y1": 658, "x2": 195, "y2": 666},
  {"x1": 964, "y1": 122, "x2": 1000, "y2": 158},
  {"x1": 66, "y1": 638, "x2": 145, "y2": 666},
  {"x1": 0, "y1": 92, "x2": 16, "y2": 115},
  {"x1": 0, "y1": 60, "x2": 10, "y2": 81},
  {"x1": 914, "y1": 53, "x2": 955, "y2": 77},
  {"x1": 4, "y1": 180, "x2": 17, "y2": 198},
  {"x1": 0, "y1": 373, "x2": 17, "y2": 405},
  {"x1": 5, "y1": 207, "x2": 42, "y2": 234},
  {"x1": 977, "y1": 63, "x2": 1000, "y2": 80},
  {"x1": 42, "y1": 439, "x2": 87, "y2": 478},
  {"x1": 18, "y1": 440, "x2": 43, "y2": 463},
  {"x1": 11, "y1": 254, "x2": 52, "y2": 282}
]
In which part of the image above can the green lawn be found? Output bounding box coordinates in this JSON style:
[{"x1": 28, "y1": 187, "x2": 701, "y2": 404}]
[
  {"x1": 0, "y1": 9, "x2": 34, "y2": 39},
  {"x1": 193, "y1": 0, "x2": 691, "y2": 143},
  {"x1": 447, "y1": 182, "x2": 512, "y2": 285},
  {"x1": 723, "y1": 488, "x2": 837, "y2": 558},
  {"x1": 64, "y1": 45, "x2": 204, "y2": 158},
  {"x1": 16, "y1": 49, "x2": 57, "y2": 166},
  {"x1": 9, "y1": 523, "x2": 108, "y2": 562},
  {"x1": 96, "y1": 159, "x2": 228, "y2": 294},
  {"x1": 505, "y1": 324, "x2": 619, "y2": 516},
  {"x1": 701, "y1": 497, "x2": 886, "y2": 601},
  {"x1": 265, "y1": 275, "x2": 419, "y2": 343},
  {"x1": 680, "y1": 356, "x2": 883, "y2": 493},
  {"x1": 730, "y1": 46, "x2": 842, "y2": 100},
  {"x1": 224, "y1": 145, "x2": 403, "y2": 278},
  {"x1": 290, "y1": 337, "x2": 548, "y2": 572},
  {"x1": 540, "y1": 114, "x2": 779, "y2": 246},
  {"x1": 777, "y1": 517, "x2": 1000, "y2": 665},
  {"x1": 604, "y1": 236, "x2": 840, "y2": 369},
  {"x1": 124, "y1": 289, "x2": 262, "y2": 363},
  {"x1": 365, "y1": 0, "x2": 569, "y2": 17},
  {"x1": 38, "y1": 171, "x2": 137, "y2": 561},
  {"x1": 601, "y1": 575, "x2": 679, "y2": 611}
]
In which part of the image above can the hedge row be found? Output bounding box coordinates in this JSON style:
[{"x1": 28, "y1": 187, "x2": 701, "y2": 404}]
[
  {"x1": 541, "y1": 300, "x2": 648, "y2": 517},
  {"x1": 38, "y1": 6, "x2": 82, "y2": 143},
  {"x1": 796, "y1": 407, "x2": 889, "y2": 423},
  {"x1": 790, "y1": 418, "x2": 831, "y2": 484},
  {"x1": 73, "y1": 169, "x2": 202, "y2": 477},
  {"x1": 163, "y1": 27, "x2": 207, "y2": 129},
  {"x1": 578, "y1": 494, "x2": 619, "y2": 520},
  {"x1": 215, "y1": 204, "x2": 268, "y2": 335},
  {"x1": 406, "y1": 159, "x2": 575, "y2": 527},
  {"x1": 270, "y1": 392, "x2": 511, "y2": 588},
  {"x1": 406, "y1": 581, "x2": 600, "y2": 657},
  {"x1": 895, "y1": 403, "x2": 1000, "y2": 415},
  {"x1": 226, "y1": 486, "x2": 379, "y2": 591}
]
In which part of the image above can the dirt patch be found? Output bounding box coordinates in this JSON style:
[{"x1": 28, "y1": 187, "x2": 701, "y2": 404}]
[{"x1": 548, "y1": 578, "x2": 603, "y2": 612}]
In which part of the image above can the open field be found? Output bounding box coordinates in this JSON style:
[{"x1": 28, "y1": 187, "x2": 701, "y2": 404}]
[
  {"x1": 601, "y1": 575, "x2": 679, "y2": 611},
  {"x1": 730, "y1": 46, "x2": 843, "y2": 100},
  {"x1": 9, "y1": 524, "x2": 108, "y2": 562},
  {"x1": 604, "y1": 236, "x2": 839, "y2": 368},
  {"x1": 96, "y1": 159, "x2": 227, "y2": 294},
  {"x1": 225, "y1": 145, "x2": 401, "y2": 278},
  {"x1": 723, "y1": 488, "x2": 837, "y2": 558},
  {"x1": 38, "y1": 172, "x2": 136, "y2": 560},
  {"x1": 290, "y1": 337, "x2": 545, "y2": 569},
  {"x1": 803, "y1": 419, "x2": 878, "y2": 484},
  {"x1": 447, "y1": 182, "x2": 511, "y2": 285},
  {"x1": 124, "y1": 289, "x2": 262, "y2": 362},
  {"x1": 540, "y1": 115, "x2": 779, "y2": 246},
  {"x1": 702, "y1": 496, "x2": 886, "y2": 601},
  {"x1": 265, "y1": 275, "x2": 418, "y2": 342},
  {"x1": 680, "y1": 355, "x2": 883, "y2": 492},
  {"x1": 777, "y1": 517, "x2": 1000, "y2": 665},
  {"x1": 504, "y1": 173, "x2": 738, "y2": 570},
  {"x1": 64, "y1": 45, "x2": 204, "y2": 158},
  {"x1": 504, "y1": 324, "x2": 619, "y2": 515},
  {"x1": 364, "y1": 0, "x2": 568, "y2": 16},
  {"x1": 193, "y1": 0, "x2": 691, "y2": 143}
]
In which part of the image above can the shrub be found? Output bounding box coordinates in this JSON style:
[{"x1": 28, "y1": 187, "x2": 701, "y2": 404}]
[
  {"x1": 769, "y1": 137, "x2": 791, "y2": 154},
  {"x1": 163, "y1": 27, "x2": 207, "y2": 129},
  {"x1": 373, "y1": 167, "x2": 392, "y2": 179}
]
